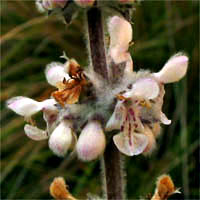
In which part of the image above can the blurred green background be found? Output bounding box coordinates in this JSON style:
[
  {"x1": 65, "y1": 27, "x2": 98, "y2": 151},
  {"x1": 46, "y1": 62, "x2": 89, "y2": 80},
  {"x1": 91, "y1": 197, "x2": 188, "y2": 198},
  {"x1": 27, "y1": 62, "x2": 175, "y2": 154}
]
[{"x1": 1, "y1": 1, "x2": 199, "y2": 199}]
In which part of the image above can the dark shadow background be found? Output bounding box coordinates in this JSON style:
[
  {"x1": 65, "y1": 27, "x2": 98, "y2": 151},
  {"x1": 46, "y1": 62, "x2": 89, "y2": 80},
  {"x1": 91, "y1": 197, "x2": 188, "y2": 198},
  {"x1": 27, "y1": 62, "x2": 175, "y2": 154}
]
[{"x1": 1, "y1": 1, "x2": 199, "y2": 199}]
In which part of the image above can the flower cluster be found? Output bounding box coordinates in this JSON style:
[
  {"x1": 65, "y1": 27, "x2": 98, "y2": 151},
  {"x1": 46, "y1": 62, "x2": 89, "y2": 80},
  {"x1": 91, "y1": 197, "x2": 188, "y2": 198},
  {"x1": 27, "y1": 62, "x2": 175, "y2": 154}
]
[{"x1": 7, "y1": 15, "x2": 188, "y2": 161}]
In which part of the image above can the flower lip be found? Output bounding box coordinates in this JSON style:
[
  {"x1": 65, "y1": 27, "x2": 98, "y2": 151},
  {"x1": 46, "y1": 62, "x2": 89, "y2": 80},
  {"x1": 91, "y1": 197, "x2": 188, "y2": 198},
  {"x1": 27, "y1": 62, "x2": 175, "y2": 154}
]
[
  {"x1": 24, "y1": 124, "x2": 49, "y2": 141},
  {"x1": 113, "y1": 132, "x2": 148, "y2": 156}
]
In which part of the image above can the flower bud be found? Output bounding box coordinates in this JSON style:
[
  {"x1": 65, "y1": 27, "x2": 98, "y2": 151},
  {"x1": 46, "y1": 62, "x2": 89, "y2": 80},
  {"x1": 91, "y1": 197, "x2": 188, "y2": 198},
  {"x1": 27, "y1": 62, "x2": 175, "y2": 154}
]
[
  {"x1": 24, "y1": 124, "x2": 49, "y2": 141},
  {"x1": 74, "y1": 0, "x2": 95, "y2": 7},
  {"x1": 154, "y1": 53, "x2": 188, "y2": 84},
  {"x1": 49, "y1": 121, "x2": 74, "y2": 156},
  {"x1": 76, "y1": 121, "x2": 106, "y2": 161},
  {"x1": 45, "y1": 62, "x2": 70, "y2": 87},
  {"x1": 6, "y1": 96, "x2": 42, "y2": 117}
]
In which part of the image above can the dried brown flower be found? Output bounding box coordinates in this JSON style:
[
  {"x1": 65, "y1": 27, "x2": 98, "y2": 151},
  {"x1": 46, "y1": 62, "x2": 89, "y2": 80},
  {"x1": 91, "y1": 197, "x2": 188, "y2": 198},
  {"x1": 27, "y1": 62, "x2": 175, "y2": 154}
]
[{"x1": 50, "y1": 177, "x2": 77, "y2": 200}]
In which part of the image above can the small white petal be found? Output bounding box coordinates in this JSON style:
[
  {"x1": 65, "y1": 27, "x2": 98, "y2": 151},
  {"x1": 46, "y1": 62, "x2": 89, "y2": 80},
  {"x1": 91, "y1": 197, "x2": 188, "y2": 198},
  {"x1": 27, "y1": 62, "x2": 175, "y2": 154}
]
[
  {"x1": 105, "y1": 102, "x2": 126, "y2": 131},
  {"x1": 24, "y1": 124, "x2": 48, "y2": 141},
  {"x1": 42, "y1": 102, "x2": 58, "y2": 133},
  {"x1": 154, "y1": 54, "x2": 188, "y2": 83},
  {"x1": 109, "y1": 48, "x2": 133, "y2": 72},
  {"x1": 124, "y1": 78, "x2": 160, "y2": 99},
  {"x1": 49, "y1": 121, "x2": 73, "y2": 157},
  {"x1": 113, "y1": 132, "x2": 148, "y2": 156},
  {"x1": 76, "y1": 121, "x2": 106, "y2": 161},
  {"x1": 41, "y1": 98, "x2": 57, "y2": 109},
  {"x1": 45, "y1": 62, "x2": 70, "y2": 87},
  {"x1": 108, "y1": 16, "x2": 132, "y2": 49},
  {"x1": 160, "y1": 112, "x2": 171, "y2": 125},
  {"x1": 7, "y1": 96, "x2": 42, "y2": 117}
]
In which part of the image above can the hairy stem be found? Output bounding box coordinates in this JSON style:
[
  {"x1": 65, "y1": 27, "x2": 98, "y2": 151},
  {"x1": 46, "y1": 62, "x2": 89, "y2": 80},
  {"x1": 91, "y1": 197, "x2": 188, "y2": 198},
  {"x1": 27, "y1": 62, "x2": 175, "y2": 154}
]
[
  {"x1": 102, "y1": 140, "x2": 125, "y2": 200},
  {"x1": 87, "y1": 7, "x2": 108, "y2": 81},
  {"x1": 87, "y1": 6, "x2": 125, "y2": 199}
]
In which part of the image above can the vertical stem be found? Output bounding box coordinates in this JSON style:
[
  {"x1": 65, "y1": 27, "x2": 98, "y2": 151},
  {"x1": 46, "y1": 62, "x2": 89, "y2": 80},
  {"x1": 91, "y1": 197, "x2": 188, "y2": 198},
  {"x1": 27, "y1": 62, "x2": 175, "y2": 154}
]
[
  {"x1": 87, "y1": 7, "x2": 124, "y2": 199},
  {"x1": 102, "y1": 140, "x2": 125, "y2": 200},
  {"x1": 87, "y1": 7, "x2": 108, "y2": 81}
]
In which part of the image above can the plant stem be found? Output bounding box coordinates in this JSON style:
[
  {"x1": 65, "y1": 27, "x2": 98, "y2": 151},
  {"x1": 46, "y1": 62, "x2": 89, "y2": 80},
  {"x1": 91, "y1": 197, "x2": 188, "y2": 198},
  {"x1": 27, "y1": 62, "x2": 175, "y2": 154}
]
[
  {"x1": 87, "y1": 7, "x2": 108, "y2": 81},
  {"x1": 102, "y1": 140, "x2": 125, "y2": 200},
  {"x1": 87, "y1": 7, "x2": 124, "y2": 199}
]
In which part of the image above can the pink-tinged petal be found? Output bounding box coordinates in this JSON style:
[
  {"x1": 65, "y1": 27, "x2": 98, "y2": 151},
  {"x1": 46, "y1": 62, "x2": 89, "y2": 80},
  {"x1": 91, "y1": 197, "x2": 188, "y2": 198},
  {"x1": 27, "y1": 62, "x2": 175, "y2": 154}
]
[
  {"x1": 76, "y1": 121, "x2": 106, "y2": 161},
  {"x1": 74, "y1": 0, "x2": 95, "y2": 7},
  {"x1": 113, "y1": 132, "x2": 148, "y2": 156},
  {"x1": 45, "y1": 62, "x2": 70, "y2": 87},
  {"x1": 108, "y1": 16, "x2": 132, "y2": 49},
  {"x1": 49, "y1": 121, "x2": 73, "y2": 157},
  {"x1": 160, "y1": 112, "x2": 171, "y2": 125},
  {"x1": 41, "y1": 99, "x2": 57, "y2": 109},
  {"x1": 109, "y1": 48, "x2": 133, "y2": 72},
  {"x1": 154, "y1": 53, "x2": 188, "y2": 83},
  {"x1": 142, "y1": 126, "x2": 156, "y2": 154},
  {"x1": 124, "y1": 78, "x2": 160, "y2": 99},
  {"x1": 43, "y1": 102, "x2": 58, "y2": 133},
  {"x1": 24, "y1": 124, "x2": 48, "y2": 141},
  {"x1": 7, "y1": 96, "x2": 42, "y2": 117},
  {"x1": 42, "y1": 0, "x2": 53, "y2": 10},
  {"x1": 105, "y1": 102, "x2": 126, "y2": 131}
]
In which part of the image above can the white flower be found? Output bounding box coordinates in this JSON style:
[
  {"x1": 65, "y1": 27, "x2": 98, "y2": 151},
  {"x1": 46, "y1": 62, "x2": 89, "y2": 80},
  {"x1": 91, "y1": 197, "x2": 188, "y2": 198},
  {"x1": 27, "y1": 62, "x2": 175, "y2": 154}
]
[
  {"x1": 49, "y1": 121, "x2": 75, "y2": 157},
  {"x1": 154, "y1": 53, "x2": 188, "y2": 84},
  {"x1": 76, "y1": 121, "x2": 106, "y2": 161},
  {"x1": 45, "y1": 62, "x2": 70, "y2": 87},
  {"x1": 106, "y1": 78, "x2": 160, "y2": 156},
  {"x1": 108, "y1": 16, "x2": 133, "y2": 72}
]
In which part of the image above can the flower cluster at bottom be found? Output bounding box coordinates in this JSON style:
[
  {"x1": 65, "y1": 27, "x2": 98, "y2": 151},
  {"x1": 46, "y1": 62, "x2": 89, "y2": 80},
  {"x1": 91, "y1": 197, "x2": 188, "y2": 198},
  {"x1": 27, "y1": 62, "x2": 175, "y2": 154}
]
[{"x1": 7, "y1": 16, "x2": 188, "y2": 161}]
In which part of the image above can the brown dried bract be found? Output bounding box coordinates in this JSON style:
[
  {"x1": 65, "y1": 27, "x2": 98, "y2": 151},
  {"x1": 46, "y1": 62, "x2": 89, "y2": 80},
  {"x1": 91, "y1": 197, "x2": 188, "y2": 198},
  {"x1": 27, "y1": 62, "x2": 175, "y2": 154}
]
[
  {"x1": 52, "y1": 61, "x2": 87, "y2": 106},
  {"x1": 50, "y1": 177, "x2": 76, "y2": 200},
  {"x1": 151, "y1": 174, "x2": 180, "y2": 200}
]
